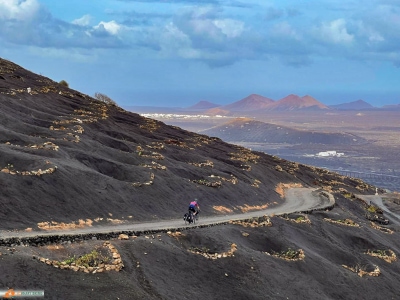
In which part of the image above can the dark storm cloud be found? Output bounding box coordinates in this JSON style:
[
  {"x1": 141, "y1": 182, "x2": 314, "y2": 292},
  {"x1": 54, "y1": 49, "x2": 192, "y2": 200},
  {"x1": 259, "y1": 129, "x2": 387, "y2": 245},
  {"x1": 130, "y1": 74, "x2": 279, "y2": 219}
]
[
  {"x1": 1, "y1": 0, "x2": 400, "y2": 69},
  {"x1": 0, "y1": 14, "x2": 125, "y2": 49}
]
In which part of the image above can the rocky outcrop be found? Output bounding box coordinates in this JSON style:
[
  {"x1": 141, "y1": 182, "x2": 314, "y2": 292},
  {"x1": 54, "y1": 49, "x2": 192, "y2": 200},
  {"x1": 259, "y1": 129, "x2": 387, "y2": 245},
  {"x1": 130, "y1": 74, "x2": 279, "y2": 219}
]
[
  {"x1": 323, "y1": 218, "x2": 360, "y2": 227},
  {"x1": 342, "y1": 264, "x2": 381, "y2": 277},
  {"x1": 189, "y1": 243, "x2": 237, "y2": 260},
  {"x1": 229, "y1": 216, "x2": 272, "y2": 227}
]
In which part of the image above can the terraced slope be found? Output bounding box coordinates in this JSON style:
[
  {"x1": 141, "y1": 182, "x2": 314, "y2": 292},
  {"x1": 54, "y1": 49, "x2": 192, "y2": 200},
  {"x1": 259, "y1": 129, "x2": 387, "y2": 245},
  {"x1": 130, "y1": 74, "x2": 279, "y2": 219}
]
[
  {"x1": 1, "y1": 58, "x2": 400, "y2": 300},
  {"x1": 0, "y1": 58, "x2": 370, "y2": 232}
]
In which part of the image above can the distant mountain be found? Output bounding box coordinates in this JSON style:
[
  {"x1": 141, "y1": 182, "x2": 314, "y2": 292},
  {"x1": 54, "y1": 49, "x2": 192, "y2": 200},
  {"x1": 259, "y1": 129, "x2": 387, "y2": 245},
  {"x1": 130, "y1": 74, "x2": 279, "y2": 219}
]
[
  {"x1": 187, "y1": 100, "x2": 220, "y2": 110},
  {"x1": 301, "y1": 95, "x2": 329, "y2": 109},
  {"x1": 221, "y1": 94, "x2": 274, "y2": 111},
  {"x1": 330, "y1": 100, "x2": 374, "y2": 110},
  {"x1": 201, "y1": 118, "x2": 366, "y2": 145},
  {"x1": 382, "y1": 103, "x2": 400, "y2": 110},
  {"x1": 205, "y1": 107, "x2": 231, "y2": 116},
  {"x1": 265, "y1": 94, "x2": 329, "y2": 111},
  {"x1": 125, "y1": 95, "x2": 396, "y2": 114}
]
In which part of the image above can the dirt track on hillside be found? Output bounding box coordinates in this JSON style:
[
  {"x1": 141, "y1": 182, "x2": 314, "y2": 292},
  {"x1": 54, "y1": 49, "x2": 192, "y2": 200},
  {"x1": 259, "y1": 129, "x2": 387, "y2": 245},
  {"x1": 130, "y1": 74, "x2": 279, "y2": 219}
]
[
  {"x1": 357, "y1": 194, "x2": 400, "y2": 226},
  {"x1": 2, "y1": 191, "x2": 400, "y2": 300},
  {"x1": 0, "y1": 188, "x2": 333, "y2": 239}
]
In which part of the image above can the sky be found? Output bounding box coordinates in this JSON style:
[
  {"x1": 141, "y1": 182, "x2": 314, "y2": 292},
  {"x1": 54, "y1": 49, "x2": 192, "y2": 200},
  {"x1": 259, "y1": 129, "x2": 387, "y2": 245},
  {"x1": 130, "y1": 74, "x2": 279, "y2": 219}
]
[{"x1": 0, "y1": 0, "x2": 400, "y2": 107}]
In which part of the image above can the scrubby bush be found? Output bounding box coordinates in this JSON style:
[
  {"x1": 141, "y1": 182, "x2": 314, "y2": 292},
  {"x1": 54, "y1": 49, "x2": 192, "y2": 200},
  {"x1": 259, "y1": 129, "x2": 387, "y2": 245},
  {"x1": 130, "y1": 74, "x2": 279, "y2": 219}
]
[
  {"x1": 94, "y1": 92, "x2": 117, "y2": 106},
  {"x1": 59, "y1": 80, "x2": 69, "y2": 87},
  {"x1": 61, "y1": 250, "x2": 109, "y2": 268}
]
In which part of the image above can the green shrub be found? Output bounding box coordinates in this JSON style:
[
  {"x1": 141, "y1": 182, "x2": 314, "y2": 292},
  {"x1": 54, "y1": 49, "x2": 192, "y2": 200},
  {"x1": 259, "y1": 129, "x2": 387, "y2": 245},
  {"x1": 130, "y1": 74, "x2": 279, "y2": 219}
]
[
  {"x1": 59, "y1": 80, "x2": 69, "y2": 87},
  {"x1": 62, "y1": 250, "x2": 109, "y2": 267}
]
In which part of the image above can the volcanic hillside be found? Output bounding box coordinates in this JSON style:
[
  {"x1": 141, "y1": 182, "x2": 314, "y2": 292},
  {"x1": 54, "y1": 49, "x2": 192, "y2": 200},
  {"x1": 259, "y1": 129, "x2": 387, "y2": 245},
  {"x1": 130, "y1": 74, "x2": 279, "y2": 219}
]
[
  {"x1": 265, "y1": 94, "x2": 329, "y2": 111},
  {"x1": 194, "y1": 94, "x2": 329, "y2": 114},
  {"x1": 220, "y1": 94, "x2": 274, "y2": 111},
  {"x1": 201, "y1": 118, "x2": 367, "y2": 145},
  {"x1": 0, "y1": 57, "x2": 363, "y2": 231},
  {"x1": 2, "y1": 58, "x2": 400, "y2": 300}
]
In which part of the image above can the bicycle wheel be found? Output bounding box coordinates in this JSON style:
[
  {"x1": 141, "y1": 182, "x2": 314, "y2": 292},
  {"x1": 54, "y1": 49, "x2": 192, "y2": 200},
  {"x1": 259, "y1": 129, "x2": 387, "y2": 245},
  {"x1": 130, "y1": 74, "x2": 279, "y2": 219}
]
[{"x1": 184, "y1": 213, "x2": 188, "y2": 225}]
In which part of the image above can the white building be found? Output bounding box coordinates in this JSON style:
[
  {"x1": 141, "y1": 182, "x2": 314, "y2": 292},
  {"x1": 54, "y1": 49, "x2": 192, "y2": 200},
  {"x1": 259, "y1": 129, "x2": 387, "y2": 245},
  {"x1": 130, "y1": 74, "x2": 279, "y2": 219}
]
[{"x1": 317, "y1": 151, "x2": 344, "y2": 157}]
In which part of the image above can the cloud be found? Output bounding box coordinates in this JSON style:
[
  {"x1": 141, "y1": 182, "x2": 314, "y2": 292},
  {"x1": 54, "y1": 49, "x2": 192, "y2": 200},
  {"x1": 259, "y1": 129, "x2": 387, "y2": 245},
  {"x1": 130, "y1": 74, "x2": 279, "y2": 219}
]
[
  {"x1": 107, "y1": 9, "x2": 171, "y2": 26},
  {"x1": 316, "y1": 19, "x2": 354, "y2": 44},
  {"x1": 347, "y1": 4, "x2": 400, "y2": 68},
  {"x1": 1, "y1": 0, "x2": 400, "y2": 69},
  {"x1": 117, "y1": 0, "x2": 218, "y2": 3},
  {"x1": 164, "y1": 6, "x2": 255, "y2": 65},
  {"x1": 173, "y1": 6, "x2": 236, "y2": 43},
  {"x1": 0, "y1": 0, "x2": 41, "y2": 21},
  {"x1": 264, "y1": 6, "x2": 302, "y2": 21},
  {"x1": 0, "y1": 1, "x2": 130, "y2": 50},
  {"x1": 94, "y1": 21, "x2": 122, "y2": 35},
  {"x1": 72, "y1": 14, "x2": 92, "y2": 26},
  {"x1": 260, "y1": 22, "x2": 312, "y2": 66},
  {"x1": 161, "y1": 5, "x2": 313, "y2": 67},
  {"x1": 213, "y1": 19, "x2": 244, "y2": 38},
  {"x1": 270, "y1": 22, "x2": 300, "y2": 40},
  {"x1": 115, "y1": 0, "x2": 253, "y2": 8},
  {"x1": 363, "y1": 5, "x2": 400, "y2": 45}
]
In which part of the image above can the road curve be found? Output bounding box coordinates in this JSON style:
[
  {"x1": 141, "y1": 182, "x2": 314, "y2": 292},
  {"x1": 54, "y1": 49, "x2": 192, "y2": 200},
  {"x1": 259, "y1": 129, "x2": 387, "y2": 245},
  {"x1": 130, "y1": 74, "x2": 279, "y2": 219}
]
[
  {"x1": 0, "y1": 188, "x2": 334, "y2": 239},
  {"x1": 356, "y1": 194, "x2": 400, "y2": 226}
]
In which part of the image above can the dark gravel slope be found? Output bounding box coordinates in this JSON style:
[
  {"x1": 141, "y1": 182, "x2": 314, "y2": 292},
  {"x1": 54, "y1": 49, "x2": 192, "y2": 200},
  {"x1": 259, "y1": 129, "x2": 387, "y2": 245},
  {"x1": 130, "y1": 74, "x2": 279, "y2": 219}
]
[
  {"x1": 0, "y1": 57, "x2": 372, "y2": 231},
  {"x1": 2, "y1": 57, "x2": 399, "y2": 300},
  {"x1": 1, "y1": 199, "x2": 400, "y2": 300}
]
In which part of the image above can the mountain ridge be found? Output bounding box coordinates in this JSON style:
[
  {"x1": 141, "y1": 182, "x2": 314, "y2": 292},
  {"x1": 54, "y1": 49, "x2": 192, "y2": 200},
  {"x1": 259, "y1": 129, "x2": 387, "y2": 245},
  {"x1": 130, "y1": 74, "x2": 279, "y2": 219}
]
[
  {"x1": 187, "y1": 100, "x2": 220, "y2": 110},
  {"x1": 220, "y1": 94, "x2": 275, "y2": 111},
  {"x1": 263, "y1": 94, "x2": 329, "y2": 111},
  {"x1": 330, "y1": 99, "x2": 375, "y2": 110},
  {"x1": 135, "y1": 96, "x2": 399, "y2": 113}
]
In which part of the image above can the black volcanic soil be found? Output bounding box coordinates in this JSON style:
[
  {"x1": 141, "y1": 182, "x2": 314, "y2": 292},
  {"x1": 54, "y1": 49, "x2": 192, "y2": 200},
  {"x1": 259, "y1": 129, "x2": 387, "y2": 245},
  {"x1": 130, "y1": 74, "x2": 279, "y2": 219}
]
[
  {"x1": 2, "y1": 195, "x2": 400, "y2": 299},
  {"x1": 1, "y1": 58, "x2": 400, "y2": 299},
  {"x1": 0, "y1": 58, "x2": 371, "y2": 231}
]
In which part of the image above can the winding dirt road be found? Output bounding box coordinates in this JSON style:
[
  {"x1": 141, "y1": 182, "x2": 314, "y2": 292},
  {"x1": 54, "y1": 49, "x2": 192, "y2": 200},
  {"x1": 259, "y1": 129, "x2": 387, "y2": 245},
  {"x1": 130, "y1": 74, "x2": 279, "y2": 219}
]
[
  {"x1": 356, "y1": 194, "x2": 400, "y2": 226},
  {"x1": 0, "y1": 188, "x2": 334, "y2": 240}
]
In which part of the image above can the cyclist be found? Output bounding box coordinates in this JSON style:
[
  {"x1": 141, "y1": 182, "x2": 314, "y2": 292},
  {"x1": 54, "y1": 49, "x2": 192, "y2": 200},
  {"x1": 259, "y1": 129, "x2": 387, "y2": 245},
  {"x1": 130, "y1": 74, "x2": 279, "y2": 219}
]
[{"x1": 188, "y1": 199, "x2": 200, "y2": 217}]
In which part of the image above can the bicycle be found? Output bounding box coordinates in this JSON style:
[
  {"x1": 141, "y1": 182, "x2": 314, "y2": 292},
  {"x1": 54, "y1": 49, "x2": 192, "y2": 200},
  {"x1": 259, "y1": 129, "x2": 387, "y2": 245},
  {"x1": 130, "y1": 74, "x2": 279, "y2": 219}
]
[{"x1": 184, "y1": 210, "x2": 196, "y2": 225}]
